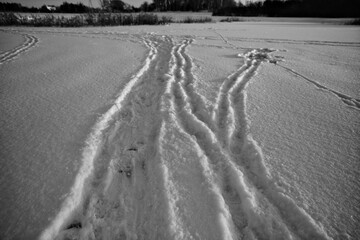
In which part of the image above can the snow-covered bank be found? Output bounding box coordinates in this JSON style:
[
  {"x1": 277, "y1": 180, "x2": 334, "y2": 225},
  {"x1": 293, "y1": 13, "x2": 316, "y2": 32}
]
[{"x1": 0, "y1": 21, "x2": 359, "y2": 240}]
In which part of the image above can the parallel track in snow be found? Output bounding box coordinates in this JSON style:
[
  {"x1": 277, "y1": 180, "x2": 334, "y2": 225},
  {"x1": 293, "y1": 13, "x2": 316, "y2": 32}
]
[
  {"x1": 0, "y1": 34, "x2": 39, "y2": 65},
  {"x1": 169, "y1": 40, "x2": 331, "y2": 240},
  {"x1": 41, "y1": 33, "x2": 332, "y2": 240}
]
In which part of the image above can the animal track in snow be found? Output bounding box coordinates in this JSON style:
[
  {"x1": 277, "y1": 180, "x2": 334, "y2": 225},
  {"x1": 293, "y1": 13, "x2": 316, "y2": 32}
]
[{"x1": 0, "y1": 33, "x2": 39, "y2": 65}]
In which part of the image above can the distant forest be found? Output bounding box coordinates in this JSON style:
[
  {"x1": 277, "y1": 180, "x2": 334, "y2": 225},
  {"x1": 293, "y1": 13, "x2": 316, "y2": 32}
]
[
  {"x1": 148, "y1": 0, "x2": 360, "y2": 17},
  {"x1": 0, "y1": 2, "x2": 91, "y2": 13},
  {"x1": 0, "y1": 0, "x2": 359, "y2": 17},
  {"x1": 213, "y1": 0, "x2": 360, "y2": 17}
]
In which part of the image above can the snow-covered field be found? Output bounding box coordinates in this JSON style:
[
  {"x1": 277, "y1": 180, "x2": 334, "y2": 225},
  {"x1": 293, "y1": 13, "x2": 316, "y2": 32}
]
[{"x1": 0, "y1": 21, "x2": 359, "y2": 240}]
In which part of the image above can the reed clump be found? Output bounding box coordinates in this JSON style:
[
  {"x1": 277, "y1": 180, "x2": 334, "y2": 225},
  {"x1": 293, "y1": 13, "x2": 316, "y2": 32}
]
[
  {"x1": 0, "y1": 12, "x2": 174, "y2": 27},
  {"x1": 179, "y1": 16, "x2": 213, "y2": 23}
]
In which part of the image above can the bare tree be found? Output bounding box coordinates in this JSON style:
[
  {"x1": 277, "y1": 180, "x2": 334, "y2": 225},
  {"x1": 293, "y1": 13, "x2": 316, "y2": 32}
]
[
  {"x1": 98, "y1": 0, "x2": 110, "y2": 10},
  {"x1": 149, "y1": 0, "x2": 235, "y2": 11}
]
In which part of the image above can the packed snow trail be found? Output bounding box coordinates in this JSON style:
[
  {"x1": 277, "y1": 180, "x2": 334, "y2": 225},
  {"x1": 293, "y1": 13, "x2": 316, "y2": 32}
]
[
  {"x1": 0, "y1": 33, "x2": 38, "y2": 65},
  {"x1": 40, "y1": 35, "x2": 161, "y2": 240},
  {"x1": 40, "y1": 34, "x2": 332, "y2": 240}
]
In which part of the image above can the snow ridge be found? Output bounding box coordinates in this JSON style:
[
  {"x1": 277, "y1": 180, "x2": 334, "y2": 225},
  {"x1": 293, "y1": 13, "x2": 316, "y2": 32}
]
[{"x1": 159, "y1": 122, "x2": 187, "y2": 239}]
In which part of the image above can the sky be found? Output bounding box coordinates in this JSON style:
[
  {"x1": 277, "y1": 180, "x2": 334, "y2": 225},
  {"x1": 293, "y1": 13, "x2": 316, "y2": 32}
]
[{"x1": 2, "y1": 0, "x2": 246, "y2": 8}]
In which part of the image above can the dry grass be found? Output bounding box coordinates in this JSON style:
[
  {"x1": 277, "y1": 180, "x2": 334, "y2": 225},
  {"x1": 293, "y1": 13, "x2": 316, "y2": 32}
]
[
  {"x1": 345, "y1": 18, "x2": 360, "y2": 25},
  {"x1": 0, "y1": 12, "x2": 218, "y2": 27},
  {"x1": 0, "y1": 12, "x2": 173, "y2": 27}
]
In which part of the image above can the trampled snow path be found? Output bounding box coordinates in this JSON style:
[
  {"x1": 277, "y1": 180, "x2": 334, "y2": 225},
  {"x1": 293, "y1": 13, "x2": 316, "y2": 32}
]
[
  {"x1": 0, "y1": 33, "x2": 39, "y2": 65},
  {"x1": 36, "y1": 33, "x2": 337, "y2": 240}
]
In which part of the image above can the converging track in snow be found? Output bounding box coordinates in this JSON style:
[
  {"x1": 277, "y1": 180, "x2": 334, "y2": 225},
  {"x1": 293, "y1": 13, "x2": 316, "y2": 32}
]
[
  {"x1": 0, "y1": 33, "x2": 39, "y2": 65},
  {"x1": 37, "y1": 33, "x2": 334, "y2": 240}
]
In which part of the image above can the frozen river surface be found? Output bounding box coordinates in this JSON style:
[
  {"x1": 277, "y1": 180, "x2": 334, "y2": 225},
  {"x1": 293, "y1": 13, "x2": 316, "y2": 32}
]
[{"x1": 0, "y1": 22, "x2": 359, "y2": 240}]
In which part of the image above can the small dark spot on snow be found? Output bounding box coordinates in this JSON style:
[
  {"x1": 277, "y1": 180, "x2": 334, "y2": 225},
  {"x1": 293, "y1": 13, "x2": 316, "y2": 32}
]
[
  {"x1": 66, "y1": 221, "x2": 82, "y2": 230},
  {"x1": 139, "y1": 159, "x2": 146, "y2": 170}
]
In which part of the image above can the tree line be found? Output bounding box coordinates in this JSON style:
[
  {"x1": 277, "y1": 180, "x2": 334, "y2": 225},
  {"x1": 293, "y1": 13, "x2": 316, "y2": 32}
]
[
  {"x1": 141, "y1": 0, "x2": 359, "y2": 17},
  {"x1": 0, "y1": 2, "x2": 90, "y2": 13},
  {"x1": 143, "y1": 0, "x2": 236, "y2": 12},
  {"x1": 0, "y1": 0, "x2": 238, "y2": 13},
  {"x1": 139, "y1": 0, "x2": 360, "y2": 17},
  {"x1": 1, "y1": 0, "x2": 359, "y2": 17},
  {"x1": 213, "y1": 0, "x2": 360, "y2": 18}
]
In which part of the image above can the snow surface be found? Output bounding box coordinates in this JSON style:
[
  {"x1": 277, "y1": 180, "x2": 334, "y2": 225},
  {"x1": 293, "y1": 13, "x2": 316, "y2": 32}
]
[
  {"x1": 0, "y1": 21, "x2": 359, "y2": 240},
  {"x1": 0, "y1": 31, "x2": 25, "y2": 53}
]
